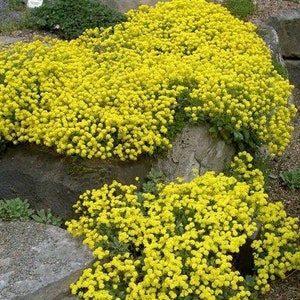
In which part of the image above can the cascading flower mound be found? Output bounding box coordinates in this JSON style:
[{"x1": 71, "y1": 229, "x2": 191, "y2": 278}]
[
  {"x1": 0, "y1": 0, "x2": 297, "y2": 160},
  {"x1": 66, "y1": 152, "x2": 300, "y2": 299}
]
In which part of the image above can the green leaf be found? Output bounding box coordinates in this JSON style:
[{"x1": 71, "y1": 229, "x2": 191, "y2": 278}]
[
  {"x1": 31, "y1": 214, "x2": 43, "y2": 222},
  {"x1": 280, "y1": 168, "x2": 300, "y2": 191},
  {"x1": 209, "y1": 126, "x2": 218, "y2": 134},
  {"x1": 233, "y1": 131, "x2": 244, "y2": 141},
  {"x1": 242, "y1": 128, "x2": 250, "y2": 140}
]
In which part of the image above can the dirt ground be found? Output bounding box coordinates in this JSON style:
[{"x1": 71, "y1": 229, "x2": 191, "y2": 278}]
[{"x1": 258, "y1": 89, "x2": 300, "y2": 300}]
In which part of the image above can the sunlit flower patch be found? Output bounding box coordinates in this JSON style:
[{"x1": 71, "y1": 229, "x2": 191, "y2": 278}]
[
  {"x1": 0, "y1": 0, "x2": 296, "y2": 159},
  {"x1": 66, "y1": 152, "x2": 300, "y2": 299}
]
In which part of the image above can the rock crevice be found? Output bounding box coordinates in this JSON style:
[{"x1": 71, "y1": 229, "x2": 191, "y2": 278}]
[{"x1": 267, "y1": 10, "x2": 300, "y2": 88}]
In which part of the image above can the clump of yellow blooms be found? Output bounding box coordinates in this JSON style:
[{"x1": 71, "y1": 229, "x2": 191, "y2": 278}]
[
  {"x1": 66, "y1": 151, "x2": 300, "y2": 299},
  {"x1": 0, "y1": 0, "x2": 297, "y2": 159}
]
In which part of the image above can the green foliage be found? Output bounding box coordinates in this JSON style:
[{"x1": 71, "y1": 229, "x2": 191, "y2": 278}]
[
  {"x1": 5, "y1": 0, "x2": 25, "y2": 11},
  {"x1": 280, "y1": 168, "x2": 300, "y2": 191},
  {"x1": 166, "y1": 83, "x2": 198, "y2": 140},
  {"x1": 207, "y1": 120, "x2": 262, "y2": 153},
  {"x1": 171, "y1": 82, "x2": 263, "y2": 153},
  {"x1": 31, "y1": 208, "x2": 63, "y2": 226},
  {"x1": 272, "y1": 58, "x2": 289, "y2": 80},
  {"x1": 141, "y1": 168, "x2": 165, "y2": 195},
  {"x1": 224, "y1": 150, "x2": 273, "y2": 190},
  {"x1": 0, "y1": 198, "x2": 63, "y2": 226},
  {"x1": 0, "y1": 198, "x2": 34, "y2": 220},
  {"x1": 223, "y1": 0, "x2": 257, "y2": 20},
  {"x1": 67, "y1": 152, "x2": 300, "y2": 299},
  {"x1": 24, "y1": 0, "x2": 126, "y2": 40}
]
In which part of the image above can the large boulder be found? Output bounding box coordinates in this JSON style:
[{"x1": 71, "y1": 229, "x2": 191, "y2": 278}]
[
  {"x1": 0, "y1": 221, "x2": 93, "y2": 300},
  {"x1": 266, "y1": 10, "x2": 300, "y2": 59},
  {"x1": 156, "y1": 124, "x2": 235, "y2": 182},
  {"x1": 0, "y1": 124, "x2": 234, "y2": 220},
  {"x1": 0, "y1": 144, "x2": 152, "y2": 221},
  {"x1": 266, "y1": 11, "x2": 300, "y2": 88}
]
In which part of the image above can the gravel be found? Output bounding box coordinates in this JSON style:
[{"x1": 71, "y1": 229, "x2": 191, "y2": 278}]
[{"x1": 250, "y1": 0, "x2": 300, "y2": 25}]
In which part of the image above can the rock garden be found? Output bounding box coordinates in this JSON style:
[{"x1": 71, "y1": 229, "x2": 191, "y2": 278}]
[{"x1": 0, "y1": 0, "x2": 299, "y2": 299}]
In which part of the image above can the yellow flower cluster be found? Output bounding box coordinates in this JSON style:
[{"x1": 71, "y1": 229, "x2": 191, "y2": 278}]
[
  {"x1": 230, "y1": 152, "x2": 300, "y2": 294},
  {"x1": 252, "y1": 201, "x2": 300, "y2": 294},
  {"x1": 0, "y1": 0, "x2": 296, "y2": 159},
  {"x1": 66, "y1": 152, "x2": 300, "y2": 299}
]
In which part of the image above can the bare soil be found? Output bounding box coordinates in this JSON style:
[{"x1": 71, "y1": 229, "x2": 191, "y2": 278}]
[{"x1": 257, "y1": 90, "x2": 300, "y2": 300}]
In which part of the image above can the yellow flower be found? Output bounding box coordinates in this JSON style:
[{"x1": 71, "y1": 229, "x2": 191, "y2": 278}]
[
  {"x1": 66, "y1": 151, "x2": 300, "y2": 299},
  {"x1": 0, "y1": 0, "x2": 295, "y2": 159}
]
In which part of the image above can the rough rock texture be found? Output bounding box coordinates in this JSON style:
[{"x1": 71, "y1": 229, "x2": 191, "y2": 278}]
[
  {"x1": 155, "y1": 124, "x2": 235, "y2": 182},
  {"x1": 0, "y1": 36, "x2": 23, "y2": 46},
  {"x1": 0, "y1": 221, "x2": 93, "y2": 300},
  {"x1": 266, "y1": 10, "x2": 300, "y2": 88},
  {"x1": 0, "y1": 125, "x2": 235, "y2": 219},
  {"x1": 266, "y1": 10, "x2": 300, "y2": 58},
  {"x1": 0, "y1": 128, "x2": 235, "y2": 299},
  {"x1": 292, "y1": 87, "x2": 300, "y2": 108},
  {"x1": 257, "y1": 24, "x2": 285, "y2": 66},
  {"x1": 98, "y1": 0, "x2": 167, "y2": 13},
  {"x1": 285, "y1": 59, "x2": 300, "y2": 88},
  {"x1": 0, "y1": 144, "x2": 153, "y2": 221}
]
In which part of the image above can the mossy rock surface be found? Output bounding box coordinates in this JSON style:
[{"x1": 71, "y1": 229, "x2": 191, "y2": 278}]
[{"x1": 0, "y1": 143, "x2": 153, "y2": 220}]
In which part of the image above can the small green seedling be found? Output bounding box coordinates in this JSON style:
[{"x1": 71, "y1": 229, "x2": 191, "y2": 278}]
[
  {"x1": 0, "y1": 197, "x2": 63, "y2": 226},
  {"x1": 32, "y1": 208, "x2": 63, "y2": 226},
  {"x1": 0, "y1": 198, "x2": 34, "y2": 221},
  {"x1": 280, "y1": 168, "x2": 300, "y2": 191}
]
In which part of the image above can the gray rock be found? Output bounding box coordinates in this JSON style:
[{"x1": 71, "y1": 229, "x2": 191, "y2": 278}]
[
  {"x1": 0, "y1": 221, "x2": 93, "y2": 300},
  {"x1": 285, "y1": 59, "x2": 300, "y2": 88},
  {"x1": 0, "y1": 125, "x2": 235, "y2": 218},
  {"x1": 266, "y1": 10, "x2": 300, "y2": 59},
  {"x1": 257, "y1": 24, "x2": 285, "y2": 66},
  {"x1": 292, "y1": 87, "x2": 300, "y2": 108},
  {"x1": 0, "y1": 36, "x2": 22, "y2": 47},
  {"x1": 0, "y1": 144, "x2": 152, "y2": 221},
  {"x1": 156, "y1": 124, "x2": 235, "y2": 182}
]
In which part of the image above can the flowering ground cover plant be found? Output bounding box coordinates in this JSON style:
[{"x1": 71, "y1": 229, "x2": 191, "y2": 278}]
[
  {"x1": 0, "y1": 0, "x2": 297, "y2": 160},
  {"x1": 66, "y1": 152, "x2": 300, "y2": 299}
]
